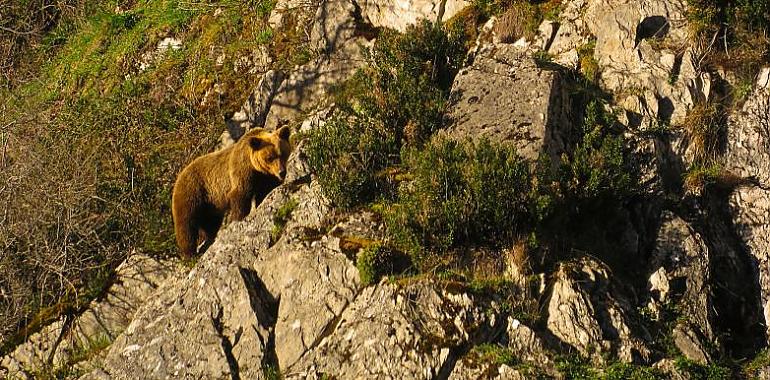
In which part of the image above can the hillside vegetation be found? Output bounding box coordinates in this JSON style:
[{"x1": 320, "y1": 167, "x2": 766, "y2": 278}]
[
  {"x1": 0, "y1": 0, "x2": 311, "y2": 350},
  {"x1": 1, "y1": 0, "x2": 769, "y2": 377}
]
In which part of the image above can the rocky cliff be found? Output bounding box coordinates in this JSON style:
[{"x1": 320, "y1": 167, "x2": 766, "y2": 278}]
[{"x1": 2, "y1": 0, "x2": 770, "y2": 378}]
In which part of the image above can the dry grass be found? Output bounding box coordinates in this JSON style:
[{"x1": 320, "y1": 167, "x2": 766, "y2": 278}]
[
  {"x1": 493, "y1": 3, "x2": 538, "y2": 43},
  {"x1": 682, "y1": 102, "x2": 725, "y2": 164}
]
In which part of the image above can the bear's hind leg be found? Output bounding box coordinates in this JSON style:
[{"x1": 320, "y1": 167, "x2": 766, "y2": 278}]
[
  {"x1": 198, "y1": 211, "x2": 224, "y2": 254},
  {"x1": 176, "y1": 222, "x2": 199, "y2": 260}
]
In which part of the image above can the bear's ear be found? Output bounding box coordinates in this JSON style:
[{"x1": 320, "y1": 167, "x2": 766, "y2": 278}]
[
  {"x1": 248, "y1": 136, "x2": 265, "y2": 150},
  {"x1": 277, "y1": 125, "x2": 291, "y2": 141}
]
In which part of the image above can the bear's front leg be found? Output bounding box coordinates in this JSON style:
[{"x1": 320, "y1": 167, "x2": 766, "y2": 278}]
[{"x1": 228, "y1": 188, "x2": 252, "y2": 221}]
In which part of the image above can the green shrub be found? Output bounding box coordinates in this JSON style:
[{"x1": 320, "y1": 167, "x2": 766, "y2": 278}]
[
  {"x1": 603, "y1": 363, "x2": 665, "y2": 380},
  {"x1": 555, "y1": 355, "x2": 598, "y2": 380},
  {"x1": 674, "y1": 357, "x2": 733, "y2": 380},
  {"x1": 563, "y1": 100, "x2": 631, "y2": 201},
  {"x1": 307, "y1": 20, "x2": 468, "y2": 209},
  {"x1": 334, "y1": 19, "x2": 466, "y2": 145},
  {"x1": 471, "y1": 343, "x2": 518, "y2": 366},
  {"x1": 271, "y1": 198, "x2": 298, "y2": 243},
  {"x1": 356, "y1": 243, "x2": 400, "y2": 286},
  {"x1": 305, "y1": 113, "x2": 400, "y2": 209},
  {"x1": 385, "y1": 138, "x2": 532, "y2": 257}
]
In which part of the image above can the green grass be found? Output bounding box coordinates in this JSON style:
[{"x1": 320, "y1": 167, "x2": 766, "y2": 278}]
[{"x1": 472, "y1": 343, "x2": 519, "y2": 366}]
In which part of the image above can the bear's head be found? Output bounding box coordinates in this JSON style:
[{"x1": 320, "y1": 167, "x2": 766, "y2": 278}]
[{"x1": 247, "y1": 126, "x2": 292, "y2": 181}]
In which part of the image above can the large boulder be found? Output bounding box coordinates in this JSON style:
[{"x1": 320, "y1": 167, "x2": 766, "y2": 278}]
[
  {"x1": 547, "y1": 257, "x2": 650, "y2": 364},
  {"x1": 357, "y1": 0, "x2": 470, "y2": 32},
  {"x1": 538, "y1": 0, "x2": 711, "y2": 130},
  {"x1": 645, "y1": 211, "x2": 715, "y2": 365},
  {"x1": 219, "y1": 70, "x2": 285, "y2": 148},
  {"x1": 0, "y1": 254, "x2": 184, "y2": 379},
  {"x1": 286, "y1": 281, "x2": 502, "y2": 379},
  {"x1": 444, "y1": 44, "x2": 573, "y2": 163},
  {"x1": 725, "y1": 68, "x2": 770, "y2": 339}
]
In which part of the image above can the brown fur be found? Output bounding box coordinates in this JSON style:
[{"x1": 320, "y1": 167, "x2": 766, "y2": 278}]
[{"x1": 172, "y1": 126, "x2": 291, "y2": 259}]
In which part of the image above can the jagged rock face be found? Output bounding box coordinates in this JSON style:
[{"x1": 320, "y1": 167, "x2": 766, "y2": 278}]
[
  {"x1": 646, "y1": 211, "x2": 715, "y2": 360},
  {"x1": 502, "y1": 317, "x2": 552, "y2": 369},
  {"x1": 444, "y1": 43, "x2": 572, "y2": 163},
  {"x1": 86, "y1": 239, "x2": 275, "y2": 379},
  {"x1": 0, "y1": 255, "x2": 184, "y2": 379},
  {"x1": 547, "y1": 257, "x2": 650, "y2": 364},
  {"x1": 219, "y1": 70, "x2": 285, "y2": 149},
  {"x1": 80, "y1": 144, "x2": 504, "y2": 379},
  {"x1": 287, "y1": 282, "x2": 501, "y2": 379},
  {"x1": 539, "y1": 0, "x2": 710, "y2": 131},
  {"x1": 357, "y1": 0, "x2": 470, "y2": 32},
  {"x1": 724, "y1": 68, "x2": 770, "y2": 184},
  {"x1": 725, "y1": 68, "x2": 770, "y2": 338},
  {"x1": 264, "y1": 0, "x2": 373, "y2": 130}
]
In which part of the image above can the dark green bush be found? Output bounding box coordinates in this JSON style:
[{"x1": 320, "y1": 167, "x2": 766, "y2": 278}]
[
  {"x1": 524, "y1": 98, "x2": 633, "y2": 228},
  {"x1": 333, "y1": 19, "x2": 466, "y2": 145},
  {"x1": 561, "y1": 100, "x2": 631, "y2": 201},
  {"x1": 385, "y1": 138, "x2": 532, "y2": 255},
  {"x1": 356, "y1": 243, "x2": 406, "y2": 286},
  {"x1": 307, "y1": 20, "x2": 468, "y2": 209},
  {"x1": 305, "y1": 113, "x2": 400, "y2": 209}
]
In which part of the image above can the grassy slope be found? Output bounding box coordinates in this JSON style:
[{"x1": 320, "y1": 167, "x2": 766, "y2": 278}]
[{"x1": 0, "y1": 0, "x2": 285, "y2": 354}]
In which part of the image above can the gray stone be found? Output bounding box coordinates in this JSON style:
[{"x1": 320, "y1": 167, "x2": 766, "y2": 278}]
[
  {"x1": 219, "y1": 70, "x2": 286, "y2": 149},
  {"x1": 503, "y1": 317, "x2": 551, "y2": 368},
  {"x1": 0, "y1": 254, "x2": 183, "y2": 378},
  {"x1": 286, "y1": 281, "x2": 502, "y2": 379},
  {"x1": 449, "y1": 359, "x2": 528, "y2": 380},
  {"x1": 264, "y1": 44, "x2": 368, "y2": 130},
  {"x1": 647, "y1": 212, "x2": 713, "y2": 336},
  {"x1": 357, "y1": 0, "x2": 470, "y2": 32},
  {"x1": 547, "y1": 257, "x2": 650, "y2": 363},
  {"x1": 725, "y1": 67, "x2": 770, "y2": 339},
  {"x1": 672, "y1": 324, "x2": 710, "y2": 365},
  {"x1": 444, "y1": 44, "x2": 572, "y2": 163},
  {"x1": 535, "y1": 0, "x2": 711, "y2": 129}
]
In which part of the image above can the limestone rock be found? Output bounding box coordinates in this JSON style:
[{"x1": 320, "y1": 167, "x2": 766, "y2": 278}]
[
  {"x1": 502, "y1": 317, "x2": 552, "y2": 369},
  {"x1": 724, "y1": 68, "x2": 770, "y2": 339},
  {"x1": 547, "y1": 257, "x2": 650, "y2": 363},
  {"x1": 88, "y1": 243, "x2": 275, "y2": 379},
  {"x1": 645, "y1": 211, "x2": 715, "y2": 363},
  {"x1": 444, "y1": 44, "x2": 572, "y2": 163},
  {"x1": 264, "y1": 44, "x2": 368, "y2": 129},
  {"x1": 724, "y1": 67, "x2": 770, "y2": 183},
  {"x1": 265, "y1": 0, "x2": 375, "y2": 129},
  {"x1": 449, "y1": 359, "x2": 528, "y2": 380},
  {"x1": 310, "y1": 0, "x2": 361, "y2": 55},
  {"x1": 219, "y1": 70, "x2": 285, "y2": 149},
  {"x1": 647, "y1": 212, "x2": 712, "y2": 332},
  {"x1": 0, "y1": 254, "x2": 183, "y2": 378},
  {"x1": 357, "y1": 0, "x2": 470, "y2": 32},
  {"x1": 286, "y1": 281, "x2": 502, "y2": 379},
  {"x1": 730, "y1": 187, "x2": 770, "y2": 336},
  {"x1": 252, "y1": 206, "x2": 363, "y2": 368},
  {"x1": 536, "y1": 0, "x2": 711, "y2": 129}
]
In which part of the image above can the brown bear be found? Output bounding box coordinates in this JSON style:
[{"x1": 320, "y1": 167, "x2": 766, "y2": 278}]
[{"x1": 172, "y1": 126, "x2": 291, "y2": 259}]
